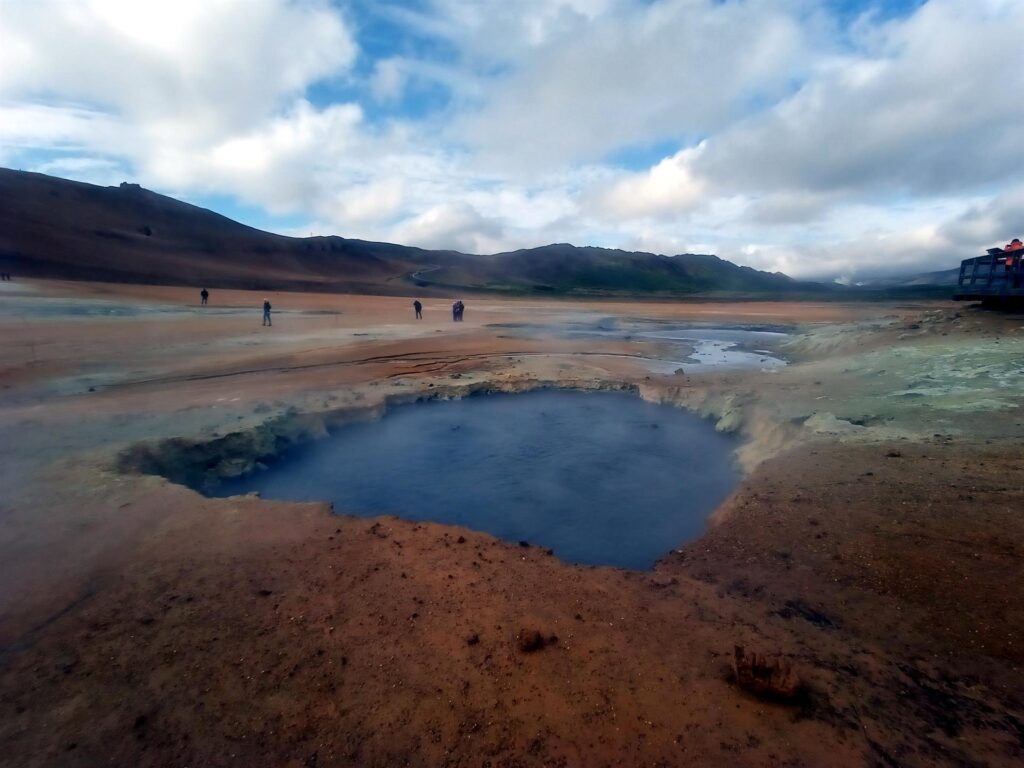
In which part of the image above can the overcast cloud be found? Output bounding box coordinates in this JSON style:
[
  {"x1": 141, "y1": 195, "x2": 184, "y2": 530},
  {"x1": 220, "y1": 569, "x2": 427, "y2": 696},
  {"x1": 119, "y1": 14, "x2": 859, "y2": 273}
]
[{"x1": 1, "y1": 0, "x2": 1022, "y2": 279}]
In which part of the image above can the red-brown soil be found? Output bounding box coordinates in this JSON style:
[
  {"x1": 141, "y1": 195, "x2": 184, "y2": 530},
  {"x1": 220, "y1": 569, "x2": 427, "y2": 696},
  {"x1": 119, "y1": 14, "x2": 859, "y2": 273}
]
[{"x1": 0, "y1": 280, "x2": 1021, "y2": 767}]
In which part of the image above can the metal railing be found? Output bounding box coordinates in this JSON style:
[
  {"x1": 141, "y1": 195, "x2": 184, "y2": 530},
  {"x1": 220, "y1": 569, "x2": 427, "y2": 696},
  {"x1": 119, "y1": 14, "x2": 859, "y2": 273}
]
[{"x1": 956, "y1": 253, "x2": 1024, "y2": 298}]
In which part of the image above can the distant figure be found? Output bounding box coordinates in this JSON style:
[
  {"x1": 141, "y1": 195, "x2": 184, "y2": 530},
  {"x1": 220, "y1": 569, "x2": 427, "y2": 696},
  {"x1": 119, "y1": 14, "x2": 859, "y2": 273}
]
[
  {"x1": 455, "y1": 300, "x2": 465, "y2": 321},
  {"x1": 452, "y1": 301, "x2": 459, "y2": 322},
  {"x1": 200, "y1": 288, "x2": 209, "y2": 305},
  {"x1": 262, "y1": 298, "x2": 272, "y2": 326},
  {"x1": 413, "y1": 299, "x2": 422, "y2": 319}
]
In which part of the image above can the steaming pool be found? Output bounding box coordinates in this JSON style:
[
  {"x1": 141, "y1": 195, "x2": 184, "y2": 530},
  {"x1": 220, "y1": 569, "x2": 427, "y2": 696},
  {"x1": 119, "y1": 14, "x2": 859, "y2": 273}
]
[{"x1": 213, "y1": 390, "x2": 741, "y2": 569}]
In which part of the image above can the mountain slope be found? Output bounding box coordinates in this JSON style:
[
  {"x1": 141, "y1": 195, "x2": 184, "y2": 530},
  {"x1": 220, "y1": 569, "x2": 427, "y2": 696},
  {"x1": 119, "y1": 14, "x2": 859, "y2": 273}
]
[
  {"x1": 1, "y1": 168, "x2": 822, "y2": 296},
  {"x1": 0, "y1": 168, "x2": 467, "y2": 293},
  {"x1": 854, "y1": 267, "x2": 960, "y2": 288},
  {"x1": 475, "y1": 244, "x2": 801, "y2": 294}
]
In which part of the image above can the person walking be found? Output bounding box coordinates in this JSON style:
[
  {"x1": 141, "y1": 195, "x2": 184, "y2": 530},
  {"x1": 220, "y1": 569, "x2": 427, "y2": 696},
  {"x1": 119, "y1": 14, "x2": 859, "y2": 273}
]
[
  {"x1": 200, "y1": 288, "x2": 209, "y2": 306},
  {"x1": 452, "y1": 301, "x2": 459, "y2": 322},
  {"x1": 262, "y1": 298, "x2": 272, "y2": 326},
  {"x1": 413, "y1": 299, "x2": 422, "y2": 319}
]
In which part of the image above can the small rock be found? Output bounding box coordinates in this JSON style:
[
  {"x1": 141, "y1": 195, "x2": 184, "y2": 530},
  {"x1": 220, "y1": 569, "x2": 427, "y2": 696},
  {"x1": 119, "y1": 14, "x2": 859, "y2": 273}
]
[
  {"x1": 516, "y1": 628, "x2": 555, "y2": 653},
  {"x1": 732, "y1": 646, "x2": 801, "y2": 701},
  {"x1": 456, "y1": 535, "x2": 466, "y2": 544},
  {"x1": 648, "y1": 575, "x2": 679, "y2": 589},
  {"x1": 466, "y1": 633, "x2": 480, "y2": 646}
]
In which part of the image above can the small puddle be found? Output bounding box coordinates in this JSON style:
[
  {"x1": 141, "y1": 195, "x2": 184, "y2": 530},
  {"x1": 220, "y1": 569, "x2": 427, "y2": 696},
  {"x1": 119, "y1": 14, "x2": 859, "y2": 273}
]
[
  {"x1": 638, "y1": 328, "x2": 789, "y2": 371},
  {"x1": 489, "y1": 321, "x2": 790, "y2": 372},
  {"x1": 211, "y1": 390, "x2": 740, "y2": 569}
]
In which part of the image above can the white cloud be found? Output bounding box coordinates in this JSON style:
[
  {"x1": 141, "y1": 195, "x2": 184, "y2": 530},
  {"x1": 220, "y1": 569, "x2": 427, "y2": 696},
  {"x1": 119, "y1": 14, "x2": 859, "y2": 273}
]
[
  {"x1": 693, "y1": 0, "x2": 1024, "y2": 197},
  {"x1": 2, "y1": 0, "x2": 1023, "y2": 281},
  {"x1": 591, "y1": 146, "x2": 706, "y2": 221},
  {"x1": 939, "y1": 186, "x2": 1024, "y2": 252},
  {"x1": 332, "y1": 177, "x2": 407, "y2": 226},
  {"x1": 0, "y1": 0, "x2": 356, "y2": 146},
  {"x1": 392, "y1": 202, "x2": 507, "y2": 254},
  {"x1": 0, "y1": 102, "x2": 125, "y2": 154},
  {"x1": 147, "y1": 100, "x2": 365, "y2": 215},
  {"x1": 370, "y1": 58, "x2": 409, "y2": 104},
  {"x1": 451, "y1": 0, "x2": 818, "y2": 170}
]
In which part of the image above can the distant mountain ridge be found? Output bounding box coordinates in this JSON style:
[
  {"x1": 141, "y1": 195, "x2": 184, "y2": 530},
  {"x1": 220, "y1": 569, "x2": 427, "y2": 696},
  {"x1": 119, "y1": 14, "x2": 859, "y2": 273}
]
[
  {"x1": 1, "y1": 168, "x2": 827, "y2": 297},
  {"x1": 854, "y1": 267, "x2": 960, "y2": 288}
]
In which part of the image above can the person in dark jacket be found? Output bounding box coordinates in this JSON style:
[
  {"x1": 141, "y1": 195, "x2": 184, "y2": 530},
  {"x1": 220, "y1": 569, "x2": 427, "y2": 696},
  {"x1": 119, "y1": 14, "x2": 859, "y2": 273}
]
[
  {"x1": 413, "y1": 299, "x2": 422, "y2": 319},
  {"x1": 200, "y1": 288, "x2": 209, "y2": 305},
  {"x1": 262, "y1": 298, "x2": 272, "y2": 326}
]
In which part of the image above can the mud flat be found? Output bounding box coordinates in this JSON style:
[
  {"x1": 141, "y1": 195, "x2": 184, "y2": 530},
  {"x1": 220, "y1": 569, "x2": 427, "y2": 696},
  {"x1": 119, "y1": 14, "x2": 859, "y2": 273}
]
[{"x1": 0, "y1": 280, "x2": 1022, "y2": 767}]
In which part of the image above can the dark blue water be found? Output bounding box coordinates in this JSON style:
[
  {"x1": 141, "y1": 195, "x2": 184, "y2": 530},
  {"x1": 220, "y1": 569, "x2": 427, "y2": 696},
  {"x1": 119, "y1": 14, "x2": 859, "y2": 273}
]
[{"x1": 213, "y1": 390, "x2": 740, "y2": 569}]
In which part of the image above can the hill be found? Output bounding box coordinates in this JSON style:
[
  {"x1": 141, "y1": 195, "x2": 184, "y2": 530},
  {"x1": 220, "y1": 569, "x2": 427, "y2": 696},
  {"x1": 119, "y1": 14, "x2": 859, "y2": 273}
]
[
  {"x1": 1, "y1": 168, "x2": 826, "y2": 297},
  {"x1": 854, "y1": 267, "x2": 960, "y2": 289}
]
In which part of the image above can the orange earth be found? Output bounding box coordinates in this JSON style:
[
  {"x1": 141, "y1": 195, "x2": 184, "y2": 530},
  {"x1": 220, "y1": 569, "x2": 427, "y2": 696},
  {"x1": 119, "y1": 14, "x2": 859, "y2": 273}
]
[{"x1": 0, "y1": 279, "x2": 1021, "y2": 767}]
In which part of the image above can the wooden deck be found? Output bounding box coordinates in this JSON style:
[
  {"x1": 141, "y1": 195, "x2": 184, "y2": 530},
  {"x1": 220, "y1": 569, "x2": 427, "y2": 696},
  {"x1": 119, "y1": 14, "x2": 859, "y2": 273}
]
[{"x1": 954, "y1": 252, "x2": 1024, "y2": 300}]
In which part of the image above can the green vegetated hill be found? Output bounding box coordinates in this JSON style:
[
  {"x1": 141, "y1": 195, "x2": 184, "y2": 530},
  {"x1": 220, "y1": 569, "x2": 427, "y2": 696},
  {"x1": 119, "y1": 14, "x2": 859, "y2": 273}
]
[
  {"x1": 1, "y1": 167, "x2": 831, "y2": 297},
  {"x1": 475, "y1": 244, "x2": 803, "y2": 295}
]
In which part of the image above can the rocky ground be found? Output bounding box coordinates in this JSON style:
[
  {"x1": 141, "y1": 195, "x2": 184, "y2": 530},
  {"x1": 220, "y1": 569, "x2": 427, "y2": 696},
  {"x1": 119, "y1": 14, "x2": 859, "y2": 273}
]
[{"x1": 0, "y1": 279, "x2": 1021, "y2": 767}]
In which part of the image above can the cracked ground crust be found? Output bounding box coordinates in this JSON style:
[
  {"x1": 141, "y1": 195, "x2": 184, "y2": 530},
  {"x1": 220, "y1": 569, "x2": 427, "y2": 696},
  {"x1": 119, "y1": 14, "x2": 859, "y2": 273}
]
[{"x1": 0, "y1": 280, "x2": 1022, "y2": 767}]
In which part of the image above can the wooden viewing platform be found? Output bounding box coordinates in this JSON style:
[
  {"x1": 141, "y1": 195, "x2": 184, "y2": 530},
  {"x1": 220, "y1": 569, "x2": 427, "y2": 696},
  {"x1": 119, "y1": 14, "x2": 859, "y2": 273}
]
[{"x1": 954, "y1": 248, "x2": 1024, "y2": 302}]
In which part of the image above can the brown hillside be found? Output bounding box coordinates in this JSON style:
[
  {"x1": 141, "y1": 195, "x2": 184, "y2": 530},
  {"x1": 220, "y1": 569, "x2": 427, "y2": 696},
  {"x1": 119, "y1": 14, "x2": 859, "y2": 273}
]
[
  {"x1": 0, "y1": 168, "x2": 826, "y2": 297},
  {"x1": 0, "y1": 169, "x2": 450, "y2": 293}
]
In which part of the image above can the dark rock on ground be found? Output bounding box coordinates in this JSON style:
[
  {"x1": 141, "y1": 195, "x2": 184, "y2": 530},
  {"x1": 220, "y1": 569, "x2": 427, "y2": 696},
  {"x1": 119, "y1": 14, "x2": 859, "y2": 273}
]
[
  {"x1": 516, "y1": 628, "x2": 557, "y2": 653},
  {"x1": 732, "y1": 645, "x2": 801, "y2": 701}
]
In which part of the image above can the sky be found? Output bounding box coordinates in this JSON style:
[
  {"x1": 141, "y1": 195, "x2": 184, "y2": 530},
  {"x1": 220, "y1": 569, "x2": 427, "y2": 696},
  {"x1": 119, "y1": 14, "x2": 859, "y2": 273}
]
[{"x1": 1, "y1": 0, "x2": 1022, "y2": 281}]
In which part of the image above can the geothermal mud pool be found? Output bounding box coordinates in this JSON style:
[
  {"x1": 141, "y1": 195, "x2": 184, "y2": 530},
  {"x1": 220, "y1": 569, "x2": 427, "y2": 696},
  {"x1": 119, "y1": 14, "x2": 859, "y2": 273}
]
[{"x1": 211, "y1": 390, "x2": 741, "y2": 569}]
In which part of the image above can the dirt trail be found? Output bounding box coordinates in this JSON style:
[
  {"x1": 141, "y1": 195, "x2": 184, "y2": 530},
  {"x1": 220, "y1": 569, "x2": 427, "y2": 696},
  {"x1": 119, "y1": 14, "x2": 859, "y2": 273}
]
[{"x1": 0, "y1": 280, "x2": 1022, "y2": 767}]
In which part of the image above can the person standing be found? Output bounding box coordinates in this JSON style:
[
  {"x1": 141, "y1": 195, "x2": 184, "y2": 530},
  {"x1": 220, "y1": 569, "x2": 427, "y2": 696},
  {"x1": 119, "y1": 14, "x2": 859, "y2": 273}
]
[
  {"x1": 413, "y1": 299, "x2": 422, "y2": 319},
  {"x1": 262, "y1": 298, "x2": 272, "y2": 326},
  {"x1": 452, "y1": 301, "x2": 459, "y2": 322},
  {"x1": 200, "y1": 288, "x2": 209, "y2": 305}
]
